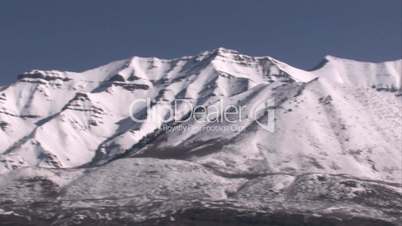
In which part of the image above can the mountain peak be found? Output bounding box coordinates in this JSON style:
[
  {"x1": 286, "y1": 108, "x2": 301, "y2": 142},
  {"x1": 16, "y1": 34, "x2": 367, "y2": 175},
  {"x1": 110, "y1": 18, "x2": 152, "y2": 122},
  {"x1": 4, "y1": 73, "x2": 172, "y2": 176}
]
[
  {"x1": 212, "y1": 47, "x2": 240, "y2": 55},
  {"x1": 0, "y1": 49, "x2": 401, "y2": 186}
]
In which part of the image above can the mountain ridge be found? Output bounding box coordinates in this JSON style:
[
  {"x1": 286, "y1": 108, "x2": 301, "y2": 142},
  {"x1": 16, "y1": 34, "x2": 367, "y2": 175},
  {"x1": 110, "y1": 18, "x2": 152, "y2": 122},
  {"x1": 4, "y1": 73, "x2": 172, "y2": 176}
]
[
  {"x1": 0, "y1": 48, "x2": 401, "y2": 225},
  {"x1": 0, "y1": 48, "x2": 401, "y2": 183}
]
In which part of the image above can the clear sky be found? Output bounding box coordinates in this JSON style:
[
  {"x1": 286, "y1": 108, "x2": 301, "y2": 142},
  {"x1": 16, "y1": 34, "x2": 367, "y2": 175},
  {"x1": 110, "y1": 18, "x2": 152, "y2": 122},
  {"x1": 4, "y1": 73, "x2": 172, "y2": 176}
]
[{"x1": 0, "y1": 0, "x2": 401, "y2": 85}]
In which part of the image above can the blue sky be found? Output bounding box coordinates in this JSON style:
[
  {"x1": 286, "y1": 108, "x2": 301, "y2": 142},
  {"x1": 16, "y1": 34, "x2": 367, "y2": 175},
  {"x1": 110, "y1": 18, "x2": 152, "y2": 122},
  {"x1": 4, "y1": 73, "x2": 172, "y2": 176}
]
[{"x1": 0, "y1": 0, "x2": 401, "y2": 85}]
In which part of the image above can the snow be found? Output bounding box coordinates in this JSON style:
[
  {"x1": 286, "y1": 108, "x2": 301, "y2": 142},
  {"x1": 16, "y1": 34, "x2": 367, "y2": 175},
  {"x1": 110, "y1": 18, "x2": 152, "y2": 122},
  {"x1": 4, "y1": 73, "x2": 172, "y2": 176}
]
[{"x1": 0, "y1": 48, "x2": 401, "y2": 185}]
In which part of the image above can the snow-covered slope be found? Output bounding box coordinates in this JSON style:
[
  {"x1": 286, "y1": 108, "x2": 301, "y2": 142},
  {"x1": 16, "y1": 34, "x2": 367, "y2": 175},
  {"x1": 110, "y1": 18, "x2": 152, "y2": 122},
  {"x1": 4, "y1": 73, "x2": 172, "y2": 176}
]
[
  {"x1": 0, "y1": 48, "x2": 401, "y2": 184},
  {"x1": 127, "y1": 54, "x2": 402, "y2": 183},
  {"x1": 0, "y1": 48, "x2": 401, "y2": 225}
]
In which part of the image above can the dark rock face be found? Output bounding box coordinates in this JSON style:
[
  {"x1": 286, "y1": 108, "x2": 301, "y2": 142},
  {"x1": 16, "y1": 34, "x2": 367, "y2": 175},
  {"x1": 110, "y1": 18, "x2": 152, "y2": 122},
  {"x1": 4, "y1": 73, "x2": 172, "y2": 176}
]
[{"x1": 17, "y1": 70, "x2": 71, "y2": 82}]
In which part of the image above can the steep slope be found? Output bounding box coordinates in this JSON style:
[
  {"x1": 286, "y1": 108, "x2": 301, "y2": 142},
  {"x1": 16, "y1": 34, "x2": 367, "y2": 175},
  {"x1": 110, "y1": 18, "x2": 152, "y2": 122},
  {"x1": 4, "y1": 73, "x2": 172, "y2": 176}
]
[
  {"x1": 0, "y1": 60, "x2": 129, "y2": 171},
  {"x1": 0, "y1": 49, "x2": 401, "y2": 183},
  {"x1": 128, "y1": 56, "x2": 402, "y2": 183},
  {"x1": 0, "y1": 48, "x2": 401, "y2": 226},
  {"x1": 0, "y1": 58, "x2": 128, "y2": 152},
  {"x1": 1, "y1": 48, "x2": 309, "y2": 171}
]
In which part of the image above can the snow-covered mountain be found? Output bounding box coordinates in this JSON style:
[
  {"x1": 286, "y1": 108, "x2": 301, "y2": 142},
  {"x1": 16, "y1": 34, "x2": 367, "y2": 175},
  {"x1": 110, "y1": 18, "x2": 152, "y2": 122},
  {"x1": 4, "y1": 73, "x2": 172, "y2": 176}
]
[
  {"x1": 1, "y1": 48, "x2": 400, "y2": 181},
  {"x1": 0, "y1": 48, "x2": 401, "y2": 225}
]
